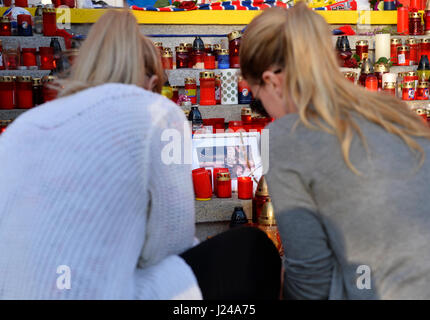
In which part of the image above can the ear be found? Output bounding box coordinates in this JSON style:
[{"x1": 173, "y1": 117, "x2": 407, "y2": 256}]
[
  {"x1": 261, "y1": 70, "x2": 282, "y2": 89},
  {"x1": 147, "y1": 75, "x2": 159, "y2": 92}
]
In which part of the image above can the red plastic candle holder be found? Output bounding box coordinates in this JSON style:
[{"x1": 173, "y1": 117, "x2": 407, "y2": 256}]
[
  {"x1": 199, "y1": 71, "x2": 216, "y2": 106},
  {"x1": 16, "y1": 76, "x2": 33, "y2": 109},
  {"x1": 237, "y1": 177, "x2": 253, "y2": 200},
  {"x1": 213, "y1": 168, "x2": 229, "y2": 195},
  {"x1": 216, "y1": 172, "x2": 232, "y2": 198},
  {"x1": 0, "y1": 76, "x2": 15, "y2": 110},
  {"x1": 192, "y1": 168, "x2": 212, "y2": 201},
  {"x1": 22, "y1": 48, "x2": 37, "y2": 67},
  {"x1": 43, "y1": 9, "x2": 57, "y2": 37}
]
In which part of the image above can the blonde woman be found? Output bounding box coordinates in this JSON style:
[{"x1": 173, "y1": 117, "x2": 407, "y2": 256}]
[
  {"x1": 0, "y1": 10, "x2": 282, "y2": 300},
  {"x1": 0, "y1": 10, "x2": 201, "y2": 299},
  {"x1": 241, "y1": 2, "x2": 430, "y2": 299}
]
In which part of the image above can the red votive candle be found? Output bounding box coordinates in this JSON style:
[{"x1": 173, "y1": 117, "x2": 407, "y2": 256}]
[
  {"x1": 0, "y1": 76, "x2": 15, "y2": 109},
  {"x1": 16, "y1": 76, "x2": 33, "y2": 109},
  {"x1": 216, "y1": 172, "x2": 232, "y2": 198},
  {"x1": 213, "y1": 168, "x2": 229, "y2": 195},
  {"x1": 15, "y1": 0, "x2": 28, "y2": 7},
  {"x1": 22, "y1": 48, "x2": 37, "y2": 67},
  {"x1": 39, "y1": 47, "x2": 55, "y2": 70},
  {"x1": 43, "y1": 8, "x2": 57, "y2": 36},
  {"x1": 397, "y1": 7, "x2": 409, "y2": 35},
  {"x1": 204, "y1": 53, "x2": 216, "y2": 70},
  {"x1": 237, "y1": 177, "x2": 253, "y2": 200},
  {"x1": 192, "y1": 168, "x2": 212, "y2": 201}
]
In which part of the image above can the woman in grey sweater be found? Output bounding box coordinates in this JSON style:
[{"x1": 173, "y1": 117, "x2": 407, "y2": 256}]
[{"x1": 240, "y1": 2, "x2": 430, "y2": 299}]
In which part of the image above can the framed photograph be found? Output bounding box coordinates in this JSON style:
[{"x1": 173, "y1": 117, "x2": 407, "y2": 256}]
[{"x1": 192, "y1": 132, "x2": 263, "y2": 192}]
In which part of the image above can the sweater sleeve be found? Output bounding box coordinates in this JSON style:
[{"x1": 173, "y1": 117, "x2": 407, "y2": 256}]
[
  {"x1": 266, "y1": 127, "x2": 335, "y2": 300},
  {"x1": 138, "y1": 98, "x2": 196, "y2": 268}
]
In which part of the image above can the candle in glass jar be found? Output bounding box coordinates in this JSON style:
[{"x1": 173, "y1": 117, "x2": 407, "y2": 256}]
[
  {"x1": 17, "y1": 14, "x2": 32, "y2": 37},
  {"x1": 383, "y1": 82, "x2": 396, "y2": 95},
  {"x1": 184, "y1": 77, "x2": 197, "y2": 104},
  {"x1": 0, "y1": 17, "x2": 11, "y2": 36},
  {"x1": 217, "y1": 49, "x2": 230, "y2": 69},
  {"x1": 237, "y1": 176, "x2": 253, "y2": 200},
  {"x1": 39, "y1": 46, "x2": 55, "y2": 70},
  {"x1": 21, "y1": 48, "x2": 37, "y2": 68},
  {"x1": 16, "y1": 76, "x2": 33, "y2": 109},
  {"x1": 228, "y1": 30, "x2": 242, "y2": 69},
  {"x1": 374, "y1": 63, "x2": 389, "y2": 90},
  {"x1": 409, "y1": 12, "x2": 423, "y2": 36},
  {"x1": 390, "y1": 38, "x2": 402, "y2": 65},
  {"x1": 213, "y1": 168, "x2": 229, "y2": 195},
  {"x1": 0, "y1": 76, "x2": 15, "y2": 110},
  {"x1": 406, "y1": 38, "x2": 419, "y2": 65},
  {"x1": 216, "y1": 172, "x2": 232, "y2": 198},
  {"x1": 203, "y1": 52, "x2": 216, "y2": 70},
  {"x1": 417, "y1": 81, "x2": 430, "y2": 100},
  {"x1": 175, "y1": 46, "x2": 189, "y2": 69},
  {"x1": 355, "y1": 40, "x2": 369, "y2": 61},
  {"x1": 161, "y1": 49, "x2": 173, "y2": 70},
  {"x1": 397, "y1": 45, "x2": 410, "y2": 66},
  {"x1": 42, "y1": 8, "x2": 57, "y2": 37},
  {"x1": 402, "y1": 81, "x2": 416, "y2": 100},
  {"x1": 199, "y1": 71, "x2": 216, "y2": 106}
]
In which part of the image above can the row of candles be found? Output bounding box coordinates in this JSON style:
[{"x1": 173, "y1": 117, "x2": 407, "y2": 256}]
[
  {"x1": 0, "y1": 6, "x2": 58, "y2": 37},
  {"x1": 155, "y1": 30, "x2": 242, "y2": 70},
  {"x1": 162, "y1": 71, "x2": 252, "y2": 106},
  {"x1": 397, "y1": 5, "x2": 430, "y2": 36},
  {"x1": 193, "y1": 170, "x2": 284, "y2": 255},
  {"x1": 0, "y1": 75, "x2": 57, "y2": 110},
  {"x1": 0, "y1": 38, "x2": 63, "y2": 71}
]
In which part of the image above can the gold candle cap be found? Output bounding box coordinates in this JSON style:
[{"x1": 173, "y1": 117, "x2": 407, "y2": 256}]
[
  {"x1": 361, "y1": 58, "x2": 374, "y2": 74},
  {"x1": 213, "y1": 44, "x2": 222, "y2": 51},
  {"x1": 416, "y1": 108, "x2": 426, "y2": 115},
  {"x1": 258, "y1": 198, "x2": 277, "y2": 226},
  {"x1": 255, "y1": 176, "x2": 269, "y2": 197},
  {"x1": 423, "y1": 38, "x2": 430, "y2": 44},
  {"x1": 0, "y1": 76, "x2": 14, "y2": 82},
  {"x1": 228, "y1": 30, "x2": 242, "y2": 42},
  {"x1": 215, "y1": 74, "x2": 222, "y2": 80},
  {"x1": 217, "y1": 172, "x2": 231, "y2": 181},
  {"x1": 32, "y1": 78, "x2": 42, "y2": 86},
  {"x1": 404, "y1": 81, "x2": 415, "y2": 88},
  {"x1": 185, "y1": 77, "x2": 196, "y2": 85},
  {"x1": 418, "y1": 81, "x2": 429, "y2": 88},
  {"x1": 200, "y1": 71, "x2": 215, "y2": 79},
  {"x1": 409, "y1": 12, "x2": 421, "y2": 19},
  {"x1": 374, "y1": 63, "x2": 389, "y2": 73},
  {"x1": 219, "y1": 49, "x2": 229, "y2": 55},
  {"x1": 406, "y1": 71, "x2": 418, "y2": 77},
  {"x1": 391, "y1": 38, "x2": 402, "y2": 45},
  {"x1": 356, "y1": 40, "x2": 368, "y2": 46},
  {"x1": 406, "y1": 38, "x2": 417, "y2": 45},
  {"x1": 398, "y1": 45, "x2": 410, "y2": 51},
  {"x1": 383, "y1": 82, "x2": 396, "y2": 89},
  {"x1": 241, "y1": 107, "x2": 252, "y2": 115},
  {"x1": 43, "y1": 75, "x2": 57, "y2": 83},
  {"x1": 162, "y1": 50, "x2": 173, "y2": 58},
  {"x1": 16, "y1": 76, "x2": 32, "y2": 82},
  {"x1": 175, "y1": 46, "x2": 188, "y2": 53}
]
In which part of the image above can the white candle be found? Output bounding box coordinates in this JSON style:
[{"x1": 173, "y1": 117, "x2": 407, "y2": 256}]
[{"x1": 375, "y1": 33, "x2": 391, "y2": 63}]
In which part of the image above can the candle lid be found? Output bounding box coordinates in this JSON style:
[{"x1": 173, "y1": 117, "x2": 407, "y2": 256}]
[
  {"x1": 32, "y1": 78, "x2": 42, "y2": 86},
  {"x1": 374, "y1": 63, "x2": 389, "y2": 73},
  {"x1": 219, "y1": 49, "x2": 229, "y2": 55},
  {"x1": 42, "y1": 8, "x2": 56, "y2": 13},
  {"x1": 241, "y1": 107, "x2": 252, "y2": 115},
  {"x1": 200, "y1": 71, "x2": 215, "y2": 79},
  {"x1": 391, "y1": 38, "x2": 402, "y2": 45},
  {"x1": 43, "y1": 75, "x2": 57, "y2": 83},
  {"x1": 409, "y1": 12, "x2": 421, "y2": 18},
  {"x1": 258, "y1": 198, "x2": 276, "y2": 226},
  {"x1": 0, "y1": 76, "x2": 14, "y2": 82},
  {"x1": 153, "y1": 42, "x2": 163, "y2": 47},
  {"x1": 215, "y1": 74, "x2": 222, "y2": 80},
  {"x1": 255, "y1": 175, "x2": 269, "y2": 197},
  {"x1": 418, "y1": 81, "x2": 429, "y2": 88},
  {"x1": 423, "y1": 38, "x2": 430, "y2": 44},
  {"x1": 383, "y1": 82, "x2": 396, "y2": 89},
  {"x1": 162, "y1": 50, "x2": 173, "y2": 58},
  {"x1": 356, "y1": 40, "x2": 368, "y2": 46},
  {"x1": 213, "y1": 44, "x2": 222, "y2": 51},
  {"x1": 405, "y1": 71, "x2": 418, "y2": 77},
  {"x1": 16, "y1": 76, "x2": 32, "y2": 82},
  {"x1": 406, "y1": 38, "x2": 417, "y2": 45},
  {"x1": 228, "y1": 30, "x2": 242, "y2": 42},
  {"x1": 397, "y1": 45, "x2": 410, "y2": 51},
  {"x1": 176, "y1": 46, "x2": 188, "y2": 53},
  {"x1": 185, "y1": 77, "x2": 196, "y2": 84},
  {"x1": 403, "y1": 81, "x2": 415, "y2": 88},
  {"x1": 217, "y1": 172, "x2": 231, "y2": 181},
  {"x1": 1, "y1": 16, "x2": 10, "y2": 23},
  {"x1": 416, "y1": 108, "x2": 426, "y2": 115}
]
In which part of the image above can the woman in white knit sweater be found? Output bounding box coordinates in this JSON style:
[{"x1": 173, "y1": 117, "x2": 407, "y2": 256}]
[{"x1": 0, "y1": 9, "x2": 282, "y2": 300}]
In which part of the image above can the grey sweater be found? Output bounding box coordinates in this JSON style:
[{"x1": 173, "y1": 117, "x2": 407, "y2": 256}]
[{"x1": 266, "y1": 112, "x2": 430, "y2": 300}]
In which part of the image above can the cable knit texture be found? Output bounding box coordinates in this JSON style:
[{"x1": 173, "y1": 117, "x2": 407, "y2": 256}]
[{"x1": 0, "y1": 83, "x2": 202, "y2": 300}]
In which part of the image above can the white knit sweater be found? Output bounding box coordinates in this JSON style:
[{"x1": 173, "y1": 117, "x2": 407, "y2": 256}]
[{"x1": 0, "y1": 83, "x2": 202, "y2": 300}]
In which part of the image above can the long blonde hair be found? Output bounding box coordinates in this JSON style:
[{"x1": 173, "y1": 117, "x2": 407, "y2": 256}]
[
  {"x1": 240, "y1": 2, "x2": 430, "y2": 174},
  {"x1": 58, "y1": 9, "x2": 164, "y2": 97}
]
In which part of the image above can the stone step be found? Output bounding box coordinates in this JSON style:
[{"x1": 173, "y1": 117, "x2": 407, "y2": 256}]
[
  {"x1": 0, "y1": 35, "x2": 66, "y2": 50},
  {"x1": 0, "y1": 70, "x2": 51, "y2": 78}
]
